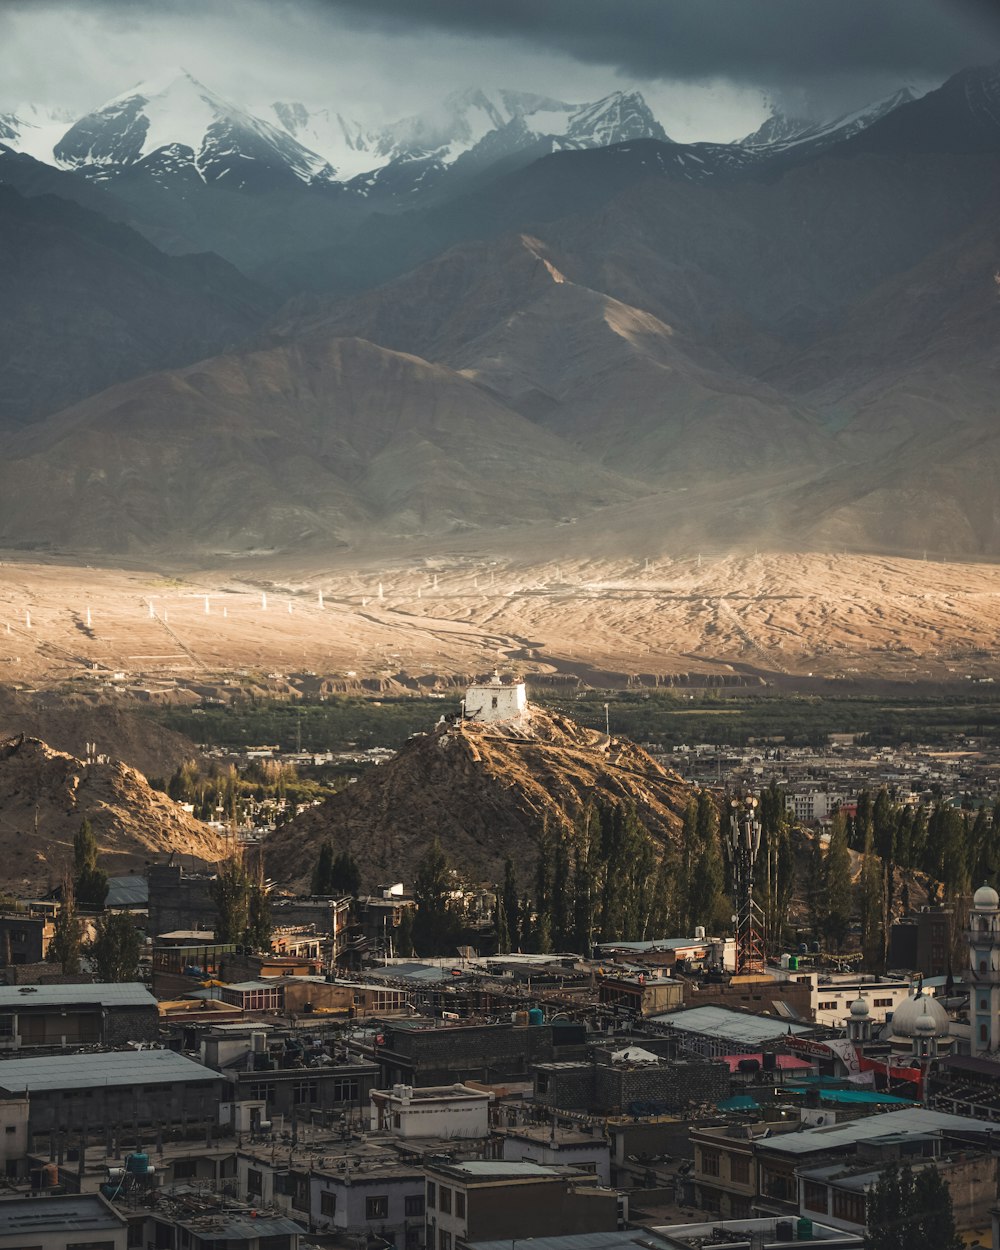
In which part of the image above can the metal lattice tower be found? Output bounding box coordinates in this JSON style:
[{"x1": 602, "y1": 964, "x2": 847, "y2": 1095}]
[{"x1": 725, "y1": 793, "x2": 766, "y2": 973}]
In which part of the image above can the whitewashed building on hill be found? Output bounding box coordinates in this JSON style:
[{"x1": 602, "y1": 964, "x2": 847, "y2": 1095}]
[{"x1": 464, "y1": 673, "x2": 527, "y2": 724}]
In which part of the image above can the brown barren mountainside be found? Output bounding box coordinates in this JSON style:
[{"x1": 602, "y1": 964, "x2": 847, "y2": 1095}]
[
  {"x1": 0, "y1": 689, "x2": 202, "y2": 779},
  {"x1": 0, "y1": 734, "x2": 225, "y2": 891},
  {"x1": 267, "y1": 704, "x2": 692, "y2": 892}
]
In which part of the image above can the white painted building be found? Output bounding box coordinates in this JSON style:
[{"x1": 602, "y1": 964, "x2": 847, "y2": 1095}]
[
  {"x1": 791, "y1": 973, "x2": 913, "y2": 1028},
  {"x1": 464, "y1": 673, "x2": 527, "y2": 724},
  {"x1": 369, "y1": 1083, "x2": 492, "y2": 1139},
  {"x1": 783, "y1": 790, "x2": 846, "y2": 822},
  {"x1": 500, "y1": 1125, "x2": 612, "y2": 1185}
]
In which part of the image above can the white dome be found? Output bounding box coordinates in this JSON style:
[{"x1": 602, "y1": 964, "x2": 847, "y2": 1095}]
[
  {"x1": 890, "y1": 993, "x2": 949, "y2": 1039},
  {"x1": 850, "y1": 997, "x2": 870, "y2": 1018},
  {"x1": 915, "y1": 1014, "x2": 936, "y2": 1035},
  {"x1": 974, "y1": 883, "x2": 999, "y2": 910}
]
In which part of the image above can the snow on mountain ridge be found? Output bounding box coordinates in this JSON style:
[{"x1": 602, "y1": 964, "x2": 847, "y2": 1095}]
[
  {"x1": 54, "y1": 68, "x2": 336, "y2": 187},
  {"x1": 268, "y1": 86, "x2": 667, "y2": 184},
  {"x1": 741, "y1": 86, "x2": 923, "y2": 152}
]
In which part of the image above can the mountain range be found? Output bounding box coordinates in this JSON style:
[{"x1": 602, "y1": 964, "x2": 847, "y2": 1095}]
[{"x1": 1, "y1": 61, "x2": 999, "y2": 558}]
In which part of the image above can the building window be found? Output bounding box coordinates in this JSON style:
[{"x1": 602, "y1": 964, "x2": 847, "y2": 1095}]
[
  {"x1": 321, "y1": 1191, "x2": 336, "y2": 1216},
  {"x1": 173, "y1": 1160, "x2": 198, "y2": 1180},
  {"x1": 536, "y1": 1072, "x2": 549, "y2": 1094},
  {"x1": 438, "y1": 1185, "x2": 452, "y2": 1214},
  {"x1": 873, "y1": 998, "x2": 893, "y2": 1008},
  {"x1": 440, "y1": 1232, "x2": 452, "y2": 1250},
  {"x1": 292, "y1": 1079, "x2": 318, "y2": 1105},
  {"x1": 981, "y1": 1024, "x2": 989, "y2": 1043},
  {"x1": 367, "y1": 1196, "x2": 389, "y2": 1220},
  {"x1": 804, "y1": 1181, "x2": 827, "y2": 1213},
  {"x1": 332, "y1": 1078, "x2": 360, "y2": 1103},
  {"x1": 407, "y1": 1228, "x2": 421, "y2": 1247},
  {"x1": 981, "y1": 999, "x2": 988, "y2": 1012},
  {"x1": 731, "y1": 1156, "x2": 750, "y2": 1183},
  {"x1": 832, "y1": 1190, "x2": 865, "y2": 1225},
  {"x1": 405, "y1": 1195, "x2": 425, "y2": 1217},
  {"x1": 246, "y1": 1168, "x2": 262, "y2": 1195},
  {"x1": 249, "y1": 1082, "x2": 275, "y2": 1102},
  {"x1": 700, "y1": 1149, "x2": 720, "y2": 1177},
  {"x1": 818, "y1": 1001, "x2": 838, "y2": 1011},
  {"x1": 455, "y1": 1191, "x2": 466, "y2": 1218},
  {"x1": 427, "y1": 1182, "x2": 436, "y2": 1207},
  {"x1": 0, "y1": 1017, "x2": 13, "y2": 1039}
]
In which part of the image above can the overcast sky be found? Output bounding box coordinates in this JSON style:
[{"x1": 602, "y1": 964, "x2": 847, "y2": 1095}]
[{"x1": 2, "y1": 0, "x2": 999, "y2": 141}]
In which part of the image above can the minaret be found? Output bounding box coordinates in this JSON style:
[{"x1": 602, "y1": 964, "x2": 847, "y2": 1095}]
[
  {"x1": 847, "y1": 996, "x2": 872, "y2": 1047},
  {"x1": 968, "y1": 883, "x2": 1000, "y2": 1058},
  {"x1": 911, "y1": 1008, "x2": 939, "y2": 1063}
]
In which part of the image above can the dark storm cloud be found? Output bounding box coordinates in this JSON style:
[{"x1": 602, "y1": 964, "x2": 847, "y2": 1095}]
[{"x1": 315, "y1": 0, "x2": 1000, "y2": 85}]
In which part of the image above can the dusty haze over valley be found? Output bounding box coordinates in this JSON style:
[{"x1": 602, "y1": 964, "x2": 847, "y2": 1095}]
[{"x1": 3, "y1": 0, "x2": 1000, "y2": 695}]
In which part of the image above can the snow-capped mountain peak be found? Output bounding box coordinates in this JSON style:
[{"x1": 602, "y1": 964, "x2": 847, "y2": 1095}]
[
  {"x1": 53, "y1": 68, "x2": 336, "y2": 189},
  {"x1": 267, "y1": 84, "x2": 669, "y2": 194},
  {"x1": 741, "y1": 86, "x2": 923, "y2": 154}
]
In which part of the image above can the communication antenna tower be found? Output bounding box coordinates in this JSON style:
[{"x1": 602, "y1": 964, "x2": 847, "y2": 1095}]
[{"x1": 724, "y1": 792, "x2": 765, "y2": 973}]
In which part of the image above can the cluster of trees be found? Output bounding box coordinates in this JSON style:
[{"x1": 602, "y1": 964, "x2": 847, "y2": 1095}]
[
  {"x1": 154, "y1": 759, "x2": 332, "y2": 825},
  {"x1": 160, "y1": 697, "x2": 438, "y2": 754},
  {"x1": 311, "y1": 842, "x2": 362, "y2": 896},
  {"x1": 48, "y1": 820, "x2": 141, "y2": 979},
  {"x1": 210, "y1": 851, "x2": 272, "y2": 950},
  {"x1": 402, "y1": 794, "x2": 743, "y2": 960},
  {"x1": 865, "y1": 1162, "x2": 961, "y2": 1250},
  {"x1": 807, "y1": 788, "x2": 1000, "y2": 968}
]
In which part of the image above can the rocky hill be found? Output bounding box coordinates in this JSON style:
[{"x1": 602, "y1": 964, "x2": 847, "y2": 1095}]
[
  {"x1": 0, "y1": 689, "x2": 201, "y2": 780},
  {"x1": 0, "y1": 734, "x2": 225, "y2": 892},
  {"x1": 266, "y1": 704, "x2": 693, "y2": 891}
]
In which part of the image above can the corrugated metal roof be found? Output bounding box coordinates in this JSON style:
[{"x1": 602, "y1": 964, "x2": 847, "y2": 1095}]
[
  {"x1": 105, "y1": 875, "x2": 149, "y2": 907},
  {"x1": 0, "y1": 982, "x2": 155, "y2": 1009},
  {"x1": 0, "y1": 1048, "x2": 220, "y2": 1093},
  {"x1": 761, "y1": 1107, "x2": 993, "y2": 1155},
  {"x1": 650, "y1": 1005, "x2": 809, "y2": 1043}
]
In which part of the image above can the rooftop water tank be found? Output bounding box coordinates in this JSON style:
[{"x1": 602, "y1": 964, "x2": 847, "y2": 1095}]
[{"x1": 528, "y1": 1007, "x2": 544, "y2": 1026}]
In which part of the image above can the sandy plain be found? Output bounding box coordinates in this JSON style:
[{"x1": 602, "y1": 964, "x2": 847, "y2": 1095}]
[{"x1": 2, "y1": 549, "x2": 1000, "y2": 694}]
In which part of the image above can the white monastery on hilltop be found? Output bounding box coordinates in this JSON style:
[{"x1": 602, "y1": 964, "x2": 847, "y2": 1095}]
[{"x1": 463, "y1": 672, "x2": 527, "y2": 724}]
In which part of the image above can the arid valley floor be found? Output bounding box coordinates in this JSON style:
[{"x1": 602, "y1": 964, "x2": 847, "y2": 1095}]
[{"x1": 4, "y1": 549, "x2": 1000, "y2": 697}]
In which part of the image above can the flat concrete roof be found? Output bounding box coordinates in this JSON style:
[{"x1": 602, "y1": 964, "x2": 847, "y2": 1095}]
[
  {"x1": 0, "y1": 1048, "x2": 220, "y2": 1094},
  {"x1": 0, "y1": 1193, "x2": 125, "y2": 1236},
  {"x1": 0, "y1": 982, "x2": 156, "y2": 1010}
]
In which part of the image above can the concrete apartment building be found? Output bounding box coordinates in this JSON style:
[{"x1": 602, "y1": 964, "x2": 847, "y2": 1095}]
[
  {"x1": 499, "y1": 1124, "x2": 612, "y2": 1186},
  {"x1": 423, "y1": 1159, "x2": 624, "y2": 1249},
  {"x1": 370, "y1": 1083, "x2": 492, "y2": 1139},
  {"x1": 0, "y1": 1048, "x2": 224, "y2": 1141},
  {"x1": 790, "y1": 974, "x2": 914, "y2": 1029},
  {"x1": 0, "y1": 982, "x2": 159, "y2": 1051},
  {"x1": 0, "y1": 1194, "x2": 127, "y2": 1250},
  {"x1": 691, "y1": 1106, "x2": 997, "y2": 1223},
  {"x1": 237, "y1": 1146, "x2": 427, "y2": 1248}
]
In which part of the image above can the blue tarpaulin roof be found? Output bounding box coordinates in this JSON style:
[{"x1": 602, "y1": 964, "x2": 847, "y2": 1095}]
[
  {"x1": 717, "y1": 1094, "x2": 760, "y2": 1111},
  {"x1": 788, "y1": 1088, "x2": 914, "y2": 1105}
]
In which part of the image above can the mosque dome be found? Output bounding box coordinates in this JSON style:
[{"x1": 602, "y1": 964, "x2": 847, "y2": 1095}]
[
  {"x1": 850, "y1": 997, "x2": 870, "y2": 1018},
  {"x1": 890, "y1": 993, "x2": 950, "y2": 1039},
  {"x1": 973, "y1": 883, "x2": 999, "y2": 911}
]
